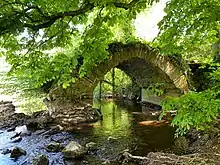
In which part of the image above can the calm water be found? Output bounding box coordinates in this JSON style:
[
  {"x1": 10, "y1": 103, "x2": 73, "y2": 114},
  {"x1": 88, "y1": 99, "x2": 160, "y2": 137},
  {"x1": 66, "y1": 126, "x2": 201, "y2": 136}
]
[{"x1": 0, "y1": 100, "x2": 175, "y2": 165}]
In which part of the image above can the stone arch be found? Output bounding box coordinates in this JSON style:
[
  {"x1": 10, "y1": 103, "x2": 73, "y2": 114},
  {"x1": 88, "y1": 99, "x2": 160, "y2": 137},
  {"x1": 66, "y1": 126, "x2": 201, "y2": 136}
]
[
  {"x1": 77, "y1": 42, "x2": 189, "y2": 95},
  {"x1": 50, "y1": 42, "x2": 189, "y2": 100},
  {"x1": 47, "y1": 42, "x2": 190, "y2": 127}
]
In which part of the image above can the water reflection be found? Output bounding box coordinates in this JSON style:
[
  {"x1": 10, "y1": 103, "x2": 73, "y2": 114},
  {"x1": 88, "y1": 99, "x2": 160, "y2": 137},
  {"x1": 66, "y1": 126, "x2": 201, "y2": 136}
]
[
  {"x1": 0, "y1": 100, "x2": 175, "y2": 164},
  {"x1": 93, "y1": 101, "x2": 132, "y2": 137},
  {"x1": 91, "y1": 100, "x2": 175, "y2": 156}
]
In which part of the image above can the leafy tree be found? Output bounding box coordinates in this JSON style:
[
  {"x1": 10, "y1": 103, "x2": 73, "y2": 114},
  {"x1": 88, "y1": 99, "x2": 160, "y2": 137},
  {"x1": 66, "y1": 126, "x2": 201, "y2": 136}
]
[
  {"x1": 0, "y1": 0, "x2": 158, "y2": 89},
  {"x1": 157, "y1": 0, "x2": 220, "y2": 135},
  {"x1": 156, "y1": 0, "x2": 220, "y2": 61}
]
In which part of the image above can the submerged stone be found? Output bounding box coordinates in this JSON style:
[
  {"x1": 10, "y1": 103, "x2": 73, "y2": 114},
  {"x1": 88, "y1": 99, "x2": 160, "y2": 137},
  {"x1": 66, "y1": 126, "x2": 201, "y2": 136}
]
[
  {"x1": 62, "y1": 141, "x2": 87, "y2": 159},
  {"x1": 45, "y1": 142, "x2": 65, "y2": 152},
  {"x1": 10, "y1": 147, "x2": 26, "y2": 158},
  {"x1": 32, "y1": 154, "x2": 49, "y2": 165},
  {"x1": 11, "y1": 136, "x2": 22, "y2": 143}
]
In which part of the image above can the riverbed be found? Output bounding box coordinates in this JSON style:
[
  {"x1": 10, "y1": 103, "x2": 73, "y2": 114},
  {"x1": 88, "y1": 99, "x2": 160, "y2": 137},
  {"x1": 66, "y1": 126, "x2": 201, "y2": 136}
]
[{"x1": 0, "y1": 100, "x2": 175, "y2": 165}]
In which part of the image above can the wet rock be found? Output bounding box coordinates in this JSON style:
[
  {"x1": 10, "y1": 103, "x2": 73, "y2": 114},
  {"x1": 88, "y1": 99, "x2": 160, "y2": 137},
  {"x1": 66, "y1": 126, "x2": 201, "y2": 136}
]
[
  {"x1": 11, "y1": 136, "x2": 22, "y2": 143},
  {"x1": 62, "y1": 141, "x2": 87, "y2": 159},
  {"x1": 189, "y1": 133, "x2": 210, "y2": 153},
  {"x1": 29, "y1": 110, "x2": 54, "y2": 128},
  {"x1": 187, "y1": 129, "x2": 199, "y2": 143},
  {"x1": 34, "y1": 129, "x2": 46, "y2": 135},
  {"x1": 10, "y1": 132, "x2": 21, "y2": 139},
  {"x1": 45, "y1": 142, "x2": 65, "y2": 152},
  {"x1": 7, "y1": 127, "x2": 16, "y2": 132},
  {"x1": 15, "y1": 125, "x2": 29, "y2": 135},
  {"x1": 1, "y1": 148, "x2": 11, "y2": 155},
  {"x1": 10, "y1": 147, "x2": 26, "y2": 158},
  {"x1": 174, "y1": 136, "x2": 189, "y2": 155},
  {"x1": 27, "y1": 122, "x2": 41, "y2": 131},
  {"x1": 85, "y1": 142, "x2": 98, "y2": 151},
  {"x1": 0, "y1": 101, "x2": 31, "y2": 128},
  {"x1": 208, "y1": 127, "x2": 220, "y2": 138},
  {"x1": 32, "y1": 154, "x2": 49, "y2": 165},
  {"x1": 46, "y1": 100, "x2": 102, "y2": 129}
]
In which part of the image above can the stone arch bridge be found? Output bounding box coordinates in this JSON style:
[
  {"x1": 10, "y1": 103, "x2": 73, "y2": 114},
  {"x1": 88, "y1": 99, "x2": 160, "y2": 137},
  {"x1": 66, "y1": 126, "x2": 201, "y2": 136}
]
[{"x1": 47, "y1": 42, "x2": 190, "y2": 128}]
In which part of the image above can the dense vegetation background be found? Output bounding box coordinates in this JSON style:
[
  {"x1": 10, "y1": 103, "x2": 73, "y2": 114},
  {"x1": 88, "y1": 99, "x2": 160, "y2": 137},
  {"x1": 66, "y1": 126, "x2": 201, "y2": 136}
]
[{"x1": 0, "y1": 0, "x2": 220, "y2": 135}]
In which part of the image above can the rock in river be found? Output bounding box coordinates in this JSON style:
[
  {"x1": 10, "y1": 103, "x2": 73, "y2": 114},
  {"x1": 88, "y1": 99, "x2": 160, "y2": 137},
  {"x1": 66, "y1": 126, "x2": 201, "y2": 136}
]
[
  {"x1": 62, "y1": 141, "x2": 87, "y2": 159},
  {"x1": 15, "y1": 125, "x2": 29, "y2": 135},
  {"x1": 32, "y1": 154, "x2": 49, "y2": 165},
  {"x1": 11, "y1": 136, "x2": 22, "y2": 143},
  {"x1": 45, "y1": 142, "x2": 65, "y2": 152},
  {"x1": 10, "y1": 147, "x2": 26, "y2": 158}
]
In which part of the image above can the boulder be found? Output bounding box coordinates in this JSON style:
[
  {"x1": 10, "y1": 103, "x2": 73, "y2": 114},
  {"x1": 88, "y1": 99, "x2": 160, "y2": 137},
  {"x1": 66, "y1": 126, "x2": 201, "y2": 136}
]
[
  {"x1": 0, "y1": 101, "x2": 31, "y2": 128},
  {"x1": 32, "y1": 154, "x2": 49, "y2": 165},
  {"x1": 10, "y1": 147, "x2": 26, "y2": 158},
  {"x1": 62, "y1": 141, "x2": 87, "y2": 159},
  {"x1": 45, "y1": 142, "x2": 64, "y2": 152},
  {"x1": 173, "y1": 136, "x2": 189, "y2": 155},
  {"x1": 15, "y1": 125, "x2": 29, "y2": 135}
]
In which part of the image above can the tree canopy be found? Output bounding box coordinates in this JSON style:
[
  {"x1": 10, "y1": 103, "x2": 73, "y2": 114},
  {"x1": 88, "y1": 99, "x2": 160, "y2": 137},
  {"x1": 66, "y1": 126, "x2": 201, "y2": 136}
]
[
  {"x1": 156, "y1": 0, "x2": 220, "y2": 61},
  {"x1": 157, "y1": 0, "x2": 220, "y2": 136},
  {"x1": 0, "y1": 0, "x2": 159, "y2": 89}
]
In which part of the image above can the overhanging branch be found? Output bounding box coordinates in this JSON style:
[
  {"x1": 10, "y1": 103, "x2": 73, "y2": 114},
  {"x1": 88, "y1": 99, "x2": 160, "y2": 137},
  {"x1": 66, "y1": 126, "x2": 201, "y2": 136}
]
[{"x1": 23, "y1": 0, "x2": 140, "y2": 31}]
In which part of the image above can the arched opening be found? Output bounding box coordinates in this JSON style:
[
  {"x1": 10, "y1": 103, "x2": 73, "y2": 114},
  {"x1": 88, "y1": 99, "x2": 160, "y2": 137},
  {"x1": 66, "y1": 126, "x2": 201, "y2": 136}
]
[
  {"x1": 93, "y1": 68, "x2": 134, "y2": 100},
  {"x1": 92, "y1": 56, "x2": 183, "y2": 106},
  {"x1": 47, "y1": 43, "x2": 190, "y2": 126}
]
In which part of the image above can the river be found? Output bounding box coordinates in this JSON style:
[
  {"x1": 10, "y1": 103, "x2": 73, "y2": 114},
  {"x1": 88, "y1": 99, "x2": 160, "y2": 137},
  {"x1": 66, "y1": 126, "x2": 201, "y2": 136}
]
[{"x1": 0, "y1": 100, "x2": 175, "y2": 165}]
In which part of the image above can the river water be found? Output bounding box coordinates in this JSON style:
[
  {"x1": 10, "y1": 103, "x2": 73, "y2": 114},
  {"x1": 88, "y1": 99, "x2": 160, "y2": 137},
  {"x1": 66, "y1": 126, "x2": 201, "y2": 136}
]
[{"x1": 0, "y1": 100, "x2": 175, "y2": 165}]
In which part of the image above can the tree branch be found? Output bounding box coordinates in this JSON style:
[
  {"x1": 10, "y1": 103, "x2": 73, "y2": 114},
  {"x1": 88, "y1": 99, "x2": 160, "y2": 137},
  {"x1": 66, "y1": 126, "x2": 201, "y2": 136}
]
[{"x1": 23, "y1": 0, "x2": 140, "y2": 31}]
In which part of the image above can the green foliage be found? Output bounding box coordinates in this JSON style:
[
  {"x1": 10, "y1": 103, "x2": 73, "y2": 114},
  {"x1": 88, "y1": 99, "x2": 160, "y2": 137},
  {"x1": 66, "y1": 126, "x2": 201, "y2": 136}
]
[
  {"x1": 93, "y1": 68, "x2": 132, "y2": 97},
  {"x1": 0, "y1": 0, "x2": 155, "y2": 90},
  {"x1": 0, "y1": 57, "x2": 47, "y2": 114},
  {"x1": 155, "y1": 0, "x2": 220, "y2": 136},
  {"x1": 160, "y1": 64, "x2": 220, "y2": 136},
  {"x1": 19, "y1": 97, "x2": 47, "y2": 115},
  {"x1": 160, "y1": 90, "x2": 220, "y2": 137},
  {"x1": 146, "y1": 83, "x2": 165, "y2": 96},
  {"x1": 156, "y1": 0, "x2": 220, "y2": 61}
]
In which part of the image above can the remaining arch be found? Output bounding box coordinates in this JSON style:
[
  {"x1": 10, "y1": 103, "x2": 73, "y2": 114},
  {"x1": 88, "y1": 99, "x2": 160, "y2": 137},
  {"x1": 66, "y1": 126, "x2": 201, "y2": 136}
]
[
  {"x1": 77, "y1": 43, "x2": 189, "y2": 95},
  {"x1": 49, "y1": 42, "x2": 189, "y2": 100},
  {"x1": 47, "y1": 42, "x2": 190, "y2": 127}
]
